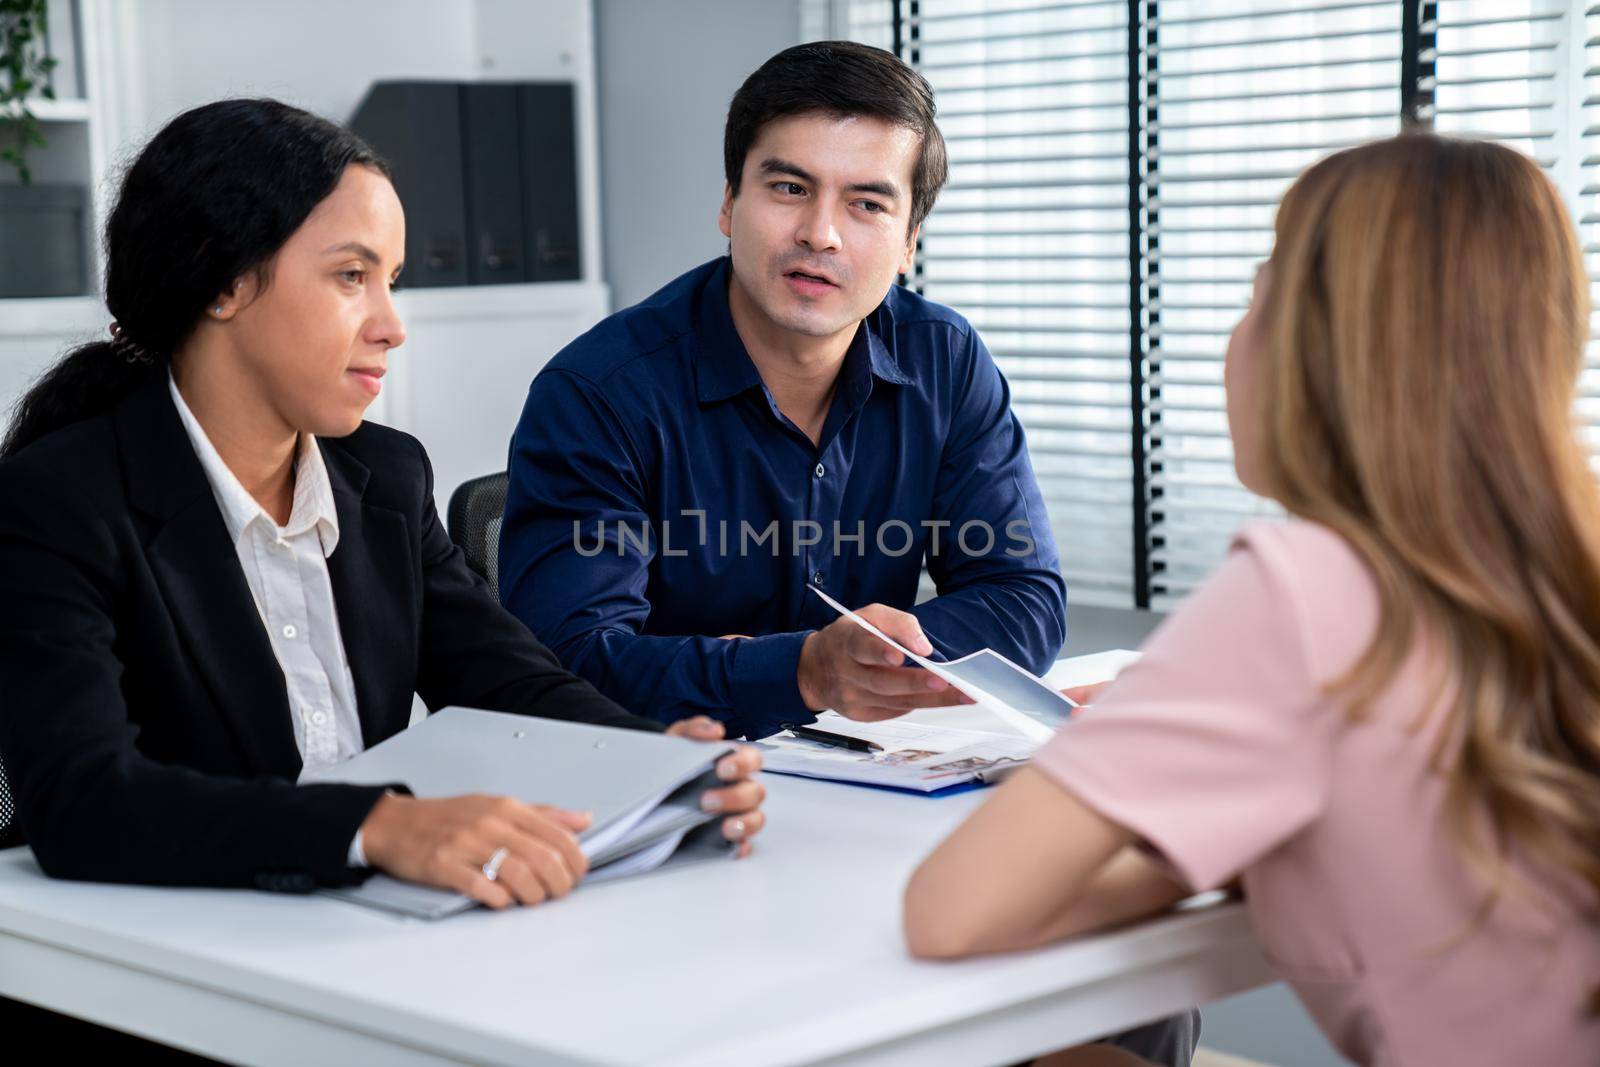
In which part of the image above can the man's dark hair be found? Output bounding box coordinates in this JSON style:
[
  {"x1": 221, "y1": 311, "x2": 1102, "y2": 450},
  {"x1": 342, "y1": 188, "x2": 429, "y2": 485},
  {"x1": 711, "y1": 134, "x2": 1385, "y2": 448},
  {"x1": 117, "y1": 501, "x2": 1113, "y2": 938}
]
[{"x1": 723, "y1": 41, "x2": 948, "y2": 238}]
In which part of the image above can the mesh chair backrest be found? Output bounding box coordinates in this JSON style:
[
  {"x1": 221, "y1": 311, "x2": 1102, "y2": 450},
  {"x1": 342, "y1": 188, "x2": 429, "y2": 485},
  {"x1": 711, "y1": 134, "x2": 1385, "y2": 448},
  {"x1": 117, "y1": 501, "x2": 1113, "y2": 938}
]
[
  {"x1": 0, "y1": 754, "x2": 17, "y2": 849},
  {"x1": 446, "y1": 471, "x2": 511, "y2": 598}
]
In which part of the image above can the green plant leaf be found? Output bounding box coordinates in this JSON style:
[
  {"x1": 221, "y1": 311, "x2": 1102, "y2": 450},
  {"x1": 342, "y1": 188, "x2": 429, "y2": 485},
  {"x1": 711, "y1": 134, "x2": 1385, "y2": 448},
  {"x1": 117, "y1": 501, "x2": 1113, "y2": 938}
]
[{"x1": 0, "y1": 0, "x2": 56, "y2": 181}]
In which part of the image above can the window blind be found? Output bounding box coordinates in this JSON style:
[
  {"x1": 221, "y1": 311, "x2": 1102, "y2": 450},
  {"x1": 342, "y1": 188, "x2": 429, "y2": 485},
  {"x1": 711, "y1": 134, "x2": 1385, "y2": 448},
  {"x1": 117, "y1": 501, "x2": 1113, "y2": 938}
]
[
  {"x1": 911, "y1": 1, "x2": 1137, "y2": 605},
  {"x1": 1140, "y1": 1, "x2": 1402, "y2": 606},
  {"x1": 807, "y1": 0, "x2": 1594, "y2": 608},
  {"x1": 809, "y1": 0, "x2": 1138, "y2": 606},
  {"x1": 1431, "y1": 2, "x2": 1600, "y2": 453}
]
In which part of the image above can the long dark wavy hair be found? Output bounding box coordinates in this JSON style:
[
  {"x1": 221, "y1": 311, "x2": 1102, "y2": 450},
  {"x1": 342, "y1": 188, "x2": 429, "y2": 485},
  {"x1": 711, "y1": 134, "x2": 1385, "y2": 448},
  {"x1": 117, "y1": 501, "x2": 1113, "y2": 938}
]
[{"x1": 0, "y1": 97, "x2": 390, "y2": 459}]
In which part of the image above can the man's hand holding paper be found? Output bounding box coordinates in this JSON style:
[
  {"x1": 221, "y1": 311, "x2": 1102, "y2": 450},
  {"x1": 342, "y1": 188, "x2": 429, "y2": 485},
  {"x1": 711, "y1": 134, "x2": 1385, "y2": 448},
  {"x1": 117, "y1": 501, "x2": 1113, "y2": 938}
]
[{"x1": 796, "y1": 602, "x2": 975, "y2": 722}]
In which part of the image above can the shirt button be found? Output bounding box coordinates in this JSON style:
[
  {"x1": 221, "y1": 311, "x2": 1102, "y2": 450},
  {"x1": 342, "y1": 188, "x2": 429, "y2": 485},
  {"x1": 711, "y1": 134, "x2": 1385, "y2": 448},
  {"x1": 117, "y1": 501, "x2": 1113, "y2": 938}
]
[
  {"x1": 812, "y1": 570, "x2": 825, "y2": 586},
  {"x1": 268, "y1": 540, "x2": 287, "y2": 554},
  {"x1": 310, "y1": 709, "x2": 329, "y2": 727},
  {"x1": 814, "y1": 463, "x2": 825, "y2": 478},
  {"x1": 281, "y1": 624, "x2": 298, "y2": 639}
]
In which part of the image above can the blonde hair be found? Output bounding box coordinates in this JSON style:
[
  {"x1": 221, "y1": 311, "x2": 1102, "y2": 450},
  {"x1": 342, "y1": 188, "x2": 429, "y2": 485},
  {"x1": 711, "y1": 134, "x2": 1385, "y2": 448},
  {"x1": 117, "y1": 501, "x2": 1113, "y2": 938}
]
[{"x1": 1254, "y1": 133, "x2": 1600, "y2": 978}]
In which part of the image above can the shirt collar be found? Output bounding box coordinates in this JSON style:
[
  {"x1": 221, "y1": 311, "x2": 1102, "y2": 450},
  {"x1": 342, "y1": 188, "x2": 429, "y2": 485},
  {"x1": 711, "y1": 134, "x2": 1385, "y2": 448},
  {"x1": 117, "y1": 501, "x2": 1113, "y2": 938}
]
[
  {"x1": 166, "y1": 373, "x2": 341, "y2": 555},
  {"x1": 692, "y1": 256, "x2": 914, "y2": 405}
]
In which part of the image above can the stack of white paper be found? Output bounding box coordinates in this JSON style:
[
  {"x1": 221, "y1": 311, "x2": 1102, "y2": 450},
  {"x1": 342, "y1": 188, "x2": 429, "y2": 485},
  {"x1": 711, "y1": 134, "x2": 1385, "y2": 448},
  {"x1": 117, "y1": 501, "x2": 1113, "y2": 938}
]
[{"x1": 758, "y1": 712, "x2": 1038, "y2": 793}]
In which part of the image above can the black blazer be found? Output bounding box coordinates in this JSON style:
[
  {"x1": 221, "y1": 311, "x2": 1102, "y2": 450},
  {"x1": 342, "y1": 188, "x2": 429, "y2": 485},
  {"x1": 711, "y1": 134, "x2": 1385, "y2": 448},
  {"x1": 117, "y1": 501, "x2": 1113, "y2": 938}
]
[{"x1": 0, "y1": 376, "x2": 659, "y2": 891}]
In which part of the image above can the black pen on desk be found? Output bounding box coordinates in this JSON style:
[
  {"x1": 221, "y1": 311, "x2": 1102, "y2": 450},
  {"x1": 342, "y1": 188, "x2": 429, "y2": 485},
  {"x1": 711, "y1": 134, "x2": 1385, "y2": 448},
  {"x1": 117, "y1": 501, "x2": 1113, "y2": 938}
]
[{"x1": 781, "y1": 722, "x2": 883, "y2": 753}]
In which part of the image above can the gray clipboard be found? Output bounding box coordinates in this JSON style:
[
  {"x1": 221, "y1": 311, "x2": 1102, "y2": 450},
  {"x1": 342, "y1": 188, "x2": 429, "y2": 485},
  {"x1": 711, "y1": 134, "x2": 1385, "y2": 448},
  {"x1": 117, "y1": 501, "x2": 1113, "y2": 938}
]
[{"x1": 302, "y1": 707, "x2": 737, "y2": 916}]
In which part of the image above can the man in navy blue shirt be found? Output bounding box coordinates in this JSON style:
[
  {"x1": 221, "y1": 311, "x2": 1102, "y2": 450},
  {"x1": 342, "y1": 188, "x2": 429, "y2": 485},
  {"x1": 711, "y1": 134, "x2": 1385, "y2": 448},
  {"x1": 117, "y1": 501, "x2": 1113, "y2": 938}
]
[
  {"x1": 500, "y1": 46, "x2": 1199, "y2": 1065},
  {"x1": 499, "y1": 42, "x2": 1068, "y2": 743}
]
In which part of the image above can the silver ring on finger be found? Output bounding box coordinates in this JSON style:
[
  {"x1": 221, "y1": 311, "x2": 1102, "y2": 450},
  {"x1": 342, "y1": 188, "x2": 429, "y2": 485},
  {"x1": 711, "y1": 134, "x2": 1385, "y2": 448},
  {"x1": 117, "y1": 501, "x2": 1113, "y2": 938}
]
[{"x1": 482, "y1": 846, "x2": 510, "y2": 882}]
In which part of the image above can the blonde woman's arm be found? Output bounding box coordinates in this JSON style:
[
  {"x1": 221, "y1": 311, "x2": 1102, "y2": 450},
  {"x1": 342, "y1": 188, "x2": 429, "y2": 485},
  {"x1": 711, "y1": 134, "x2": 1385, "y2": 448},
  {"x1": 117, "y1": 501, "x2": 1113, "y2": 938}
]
[
  {"x1": 903, "y1": 767, "x2": 1189, "y2": 959},
  {"x1": 908, "y1": 528, "x2": 1353, "y2": 961}
]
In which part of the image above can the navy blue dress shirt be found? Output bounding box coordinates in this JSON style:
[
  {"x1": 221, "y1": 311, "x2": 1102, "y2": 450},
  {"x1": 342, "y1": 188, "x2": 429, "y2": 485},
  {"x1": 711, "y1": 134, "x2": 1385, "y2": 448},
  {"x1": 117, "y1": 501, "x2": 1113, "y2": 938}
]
[{"x1": 500, "y1": 257, "x2": 1067, "y2": 739}]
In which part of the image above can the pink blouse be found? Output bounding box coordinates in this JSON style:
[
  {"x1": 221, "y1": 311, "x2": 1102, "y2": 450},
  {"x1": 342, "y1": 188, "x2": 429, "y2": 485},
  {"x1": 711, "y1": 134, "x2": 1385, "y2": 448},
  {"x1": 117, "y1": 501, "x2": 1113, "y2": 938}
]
[{"x1": 1034, "y1": 520, "x2": 1599, "y2": 1067}]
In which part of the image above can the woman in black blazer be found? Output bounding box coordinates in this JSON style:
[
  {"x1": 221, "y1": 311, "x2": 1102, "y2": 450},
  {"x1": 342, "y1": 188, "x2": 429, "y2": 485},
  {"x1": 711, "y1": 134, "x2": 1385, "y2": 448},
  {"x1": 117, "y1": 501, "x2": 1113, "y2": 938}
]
[{"x1": 0, "y1": 98, "x2": 764, "y2": 910}]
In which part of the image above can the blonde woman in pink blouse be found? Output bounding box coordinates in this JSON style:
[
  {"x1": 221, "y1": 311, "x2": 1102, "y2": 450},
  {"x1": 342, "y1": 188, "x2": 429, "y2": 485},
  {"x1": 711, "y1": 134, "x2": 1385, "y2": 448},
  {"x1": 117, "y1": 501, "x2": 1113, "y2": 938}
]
[{"x1": 903, "y1": 132, "x2": 1600, "y2": 1067}]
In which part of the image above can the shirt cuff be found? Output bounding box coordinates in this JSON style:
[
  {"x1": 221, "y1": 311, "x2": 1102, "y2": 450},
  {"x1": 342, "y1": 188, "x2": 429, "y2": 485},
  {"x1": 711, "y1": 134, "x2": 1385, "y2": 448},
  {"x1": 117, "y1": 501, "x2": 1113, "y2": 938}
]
[
  {"x1": 727, "y1": 630, "x2": 815, "y2": 740},
  {"x1": 347, "y1": 787, "x2": 400, "y2": 869}
]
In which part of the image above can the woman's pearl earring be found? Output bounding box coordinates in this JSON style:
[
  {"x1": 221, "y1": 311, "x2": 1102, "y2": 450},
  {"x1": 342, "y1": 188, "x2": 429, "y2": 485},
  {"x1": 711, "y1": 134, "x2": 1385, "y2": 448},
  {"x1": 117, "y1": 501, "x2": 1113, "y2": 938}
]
[{"x1": 213, "y1": 305, "x2": 224, "y2": 314}]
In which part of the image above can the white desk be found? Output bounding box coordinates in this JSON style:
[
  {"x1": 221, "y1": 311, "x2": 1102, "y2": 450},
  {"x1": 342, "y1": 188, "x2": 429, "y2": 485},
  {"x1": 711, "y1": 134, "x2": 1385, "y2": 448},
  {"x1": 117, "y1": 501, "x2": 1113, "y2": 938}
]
[{"x1": 0, "y1": 771, "x2": 1271, "y2": 1067}]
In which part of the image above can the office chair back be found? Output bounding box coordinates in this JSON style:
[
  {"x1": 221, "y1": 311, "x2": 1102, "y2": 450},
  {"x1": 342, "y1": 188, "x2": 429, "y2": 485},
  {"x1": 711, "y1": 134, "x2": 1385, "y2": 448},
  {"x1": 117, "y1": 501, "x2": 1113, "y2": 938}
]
[
  {"x1": 0, "y1": 756, "x2": 17, "y2": 849},
  {"x1": 447, "y1": 471, "x2": 511, "y2": 598}
]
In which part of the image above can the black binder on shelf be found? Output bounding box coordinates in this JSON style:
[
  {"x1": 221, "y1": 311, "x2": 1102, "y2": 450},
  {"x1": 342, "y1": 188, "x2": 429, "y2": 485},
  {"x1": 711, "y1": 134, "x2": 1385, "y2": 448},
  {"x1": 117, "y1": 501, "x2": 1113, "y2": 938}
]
[
  {"x1": 349, "y1": 79, "x2": 581, "y2": 289},
  {"x1": 350, "y1": 82, "x2": 469, "y2": 289},
  {"x1": 518, "y1": 83, "x2": 581, "y2": 282},
  {"x1": 461, "y1": 84, "x2": 528, "y2": 285}
]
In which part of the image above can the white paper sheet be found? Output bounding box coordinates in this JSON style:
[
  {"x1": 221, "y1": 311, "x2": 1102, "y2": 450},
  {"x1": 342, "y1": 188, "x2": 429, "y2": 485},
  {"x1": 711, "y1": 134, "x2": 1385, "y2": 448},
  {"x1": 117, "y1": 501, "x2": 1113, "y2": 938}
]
[{"x1": 1041, "y1": 648, "x2": 1141, "y2": 691}]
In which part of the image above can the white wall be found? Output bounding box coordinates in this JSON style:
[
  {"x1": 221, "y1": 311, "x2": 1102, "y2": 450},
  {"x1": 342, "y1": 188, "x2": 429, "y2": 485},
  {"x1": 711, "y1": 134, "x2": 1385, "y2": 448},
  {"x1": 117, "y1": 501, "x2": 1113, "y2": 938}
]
[
  {"x1": 0, "y1": 301, "x2": 103, "y2": 435},
  {"x1": 128, "y1": 0, "x2": 604, "y2": 291},
  {"x1": 594, "y1": 0, "x2": 801, "y2": 309},
  {"x1": 132, "y1": 0, "x2": 477, "y2": 131}
]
